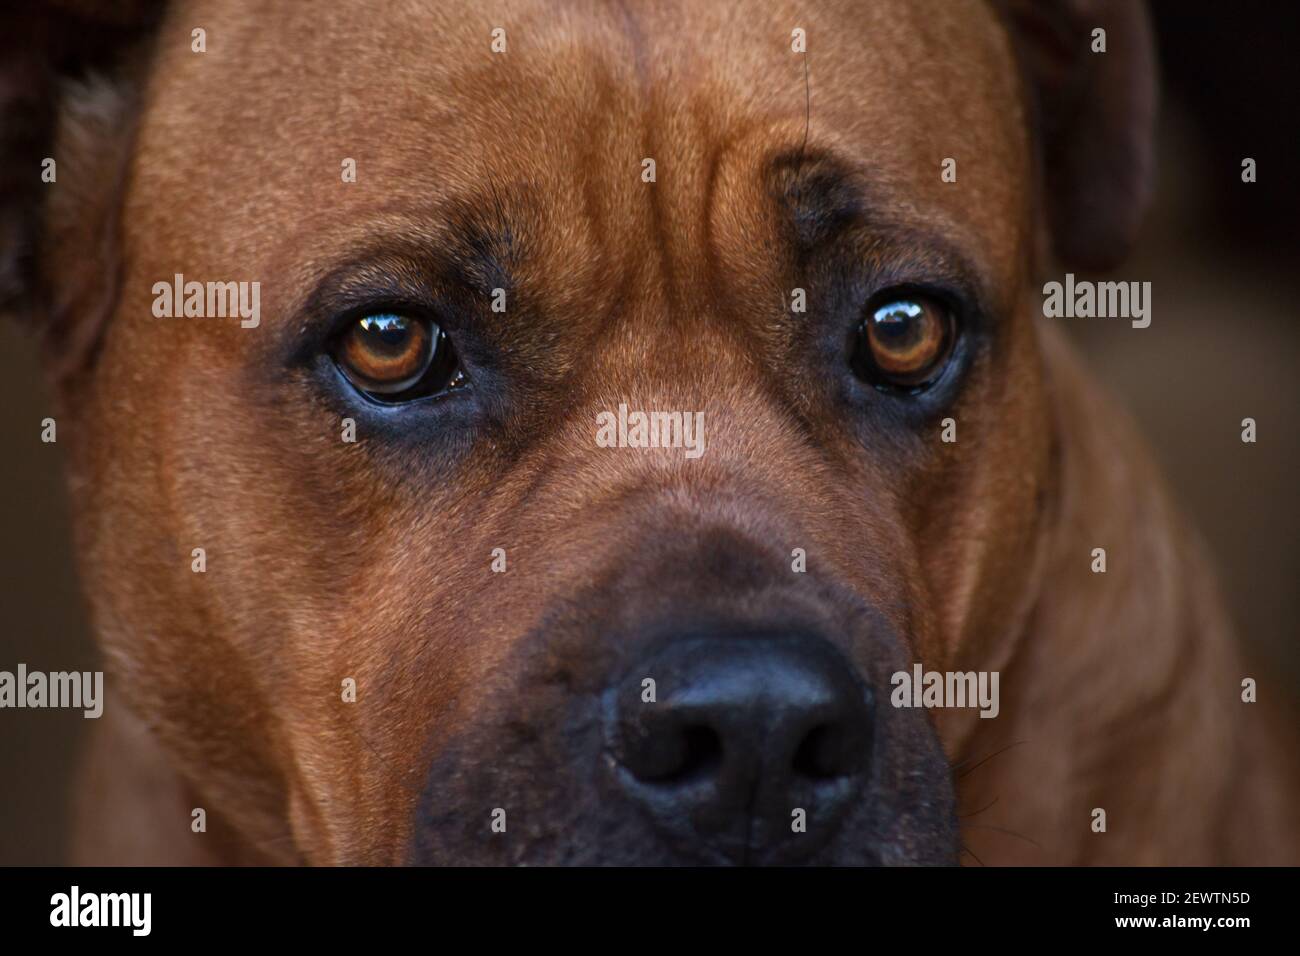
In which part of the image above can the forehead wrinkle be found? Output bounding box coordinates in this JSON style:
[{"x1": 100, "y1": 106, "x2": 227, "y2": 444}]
[{"x1": 768, "y1": 148, "x2": 1001, "y2": 304}]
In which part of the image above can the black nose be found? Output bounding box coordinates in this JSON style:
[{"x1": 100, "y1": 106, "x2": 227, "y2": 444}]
[{"x1": 607, "y1": 633, "x2": 872, "y2": 864}]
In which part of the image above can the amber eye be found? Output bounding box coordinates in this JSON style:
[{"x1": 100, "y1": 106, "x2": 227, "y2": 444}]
[
  {"x1": 851, "y1": 295, "x2": 955, "y2": 390},
  {"x1": 334, "y1": 313, "x2": 463, "y2": 402}
]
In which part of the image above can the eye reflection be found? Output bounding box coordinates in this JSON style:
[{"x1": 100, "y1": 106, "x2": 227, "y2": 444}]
[
  {"x1": 851, "y1": 294, "x2": 955, "y2": 389},
  {"x1": 333, "y1": 312, "x2": 464, "y2": 401}
]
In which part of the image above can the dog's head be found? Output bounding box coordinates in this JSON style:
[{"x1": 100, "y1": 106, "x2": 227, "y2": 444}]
[{"x1": 2, "y1": 0, "x2": 1154, "y2": 864}]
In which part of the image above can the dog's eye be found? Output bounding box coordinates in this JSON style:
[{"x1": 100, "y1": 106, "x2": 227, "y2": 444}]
[
  {"x1": 850, "y1": 294, "x2": 955, "y2": 390},
  {"x1": 333, "y1": 313, "x2": 464, "y2": 403}
]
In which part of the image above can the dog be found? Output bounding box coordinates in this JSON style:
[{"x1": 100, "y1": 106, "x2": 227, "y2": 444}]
[{"x1": 2, "y1": 0, "x2": 1296, "y2": 865}]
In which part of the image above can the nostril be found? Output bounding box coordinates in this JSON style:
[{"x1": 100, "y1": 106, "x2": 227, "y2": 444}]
[
  {"x1": 632, "y1": 724, "x2": 723, "y2": 784},
  {"x1": 669, "y1": 725, "x2": 724, "y2": 783},
  {"x1": 791, "y1": 723, "x2": 862, "y2": 780}
]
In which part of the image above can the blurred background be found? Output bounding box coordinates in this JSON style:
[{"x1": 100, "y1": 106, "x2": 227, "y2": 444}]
[{"x1": 1, "y1": 1, "x2": 1297, "y2": 863}]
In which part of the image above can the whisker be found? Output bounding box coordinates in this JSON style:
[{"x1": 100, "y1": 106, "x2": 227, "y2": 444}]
[
  {"x1": 962, "y1": 823, "x2": 1042, "y2": 851},
  {"x1": 336, "y1": 717, "x2": 424, "y2": 796},
  {"x1": 954, "y1": 739, "x2": 1027, "y2": 779},
  {"x1": 959, "y1": 842, "x2": 985, "y2": 866},
  {"x1": 959, "y1": 795, "x2": 999, "y2": 819}
]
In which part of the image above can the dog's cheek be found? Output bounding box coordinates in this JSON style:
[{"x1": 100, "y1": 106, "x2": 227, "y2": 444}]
[{"x1": 904, "y1": 292, "x2": 1054, "y2": 672}]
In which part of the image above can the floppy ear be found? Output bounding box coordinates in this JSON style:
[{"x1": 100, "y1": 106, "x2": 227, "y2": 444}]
[
  {"x1": 997, "y1": 0, "x2": 1158, "y2": 271},
  {"x1": 0, "y1": 1, "x2": 166, "y2": 381}
]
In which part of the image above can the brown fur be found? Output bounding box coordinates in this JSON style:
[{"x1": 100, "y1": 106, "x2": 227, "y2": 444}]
[{"x1": 3, "y1": 0, "x2": 1295, "y2": 864}]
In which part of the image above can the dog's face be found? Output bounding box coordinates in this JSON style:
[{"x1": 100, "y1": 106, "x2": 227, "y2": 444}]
[{"x1": 16, "y1": 0, "x2": 1153, "y2": 864}]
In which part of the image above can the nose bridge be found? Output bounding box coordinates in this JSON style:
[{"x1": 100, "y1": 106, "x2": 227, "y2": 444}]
[
  {"x1": 565, "y1": 302, "x2": 810, "y2": 491},
  {"x1": 485, "y1": 287, "x2": 841, "y2": 618},
  {"x1": 552, "y1": 53, "x2": 789, "y2": 481}
]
